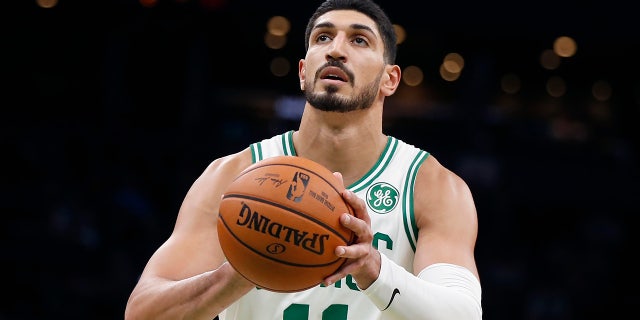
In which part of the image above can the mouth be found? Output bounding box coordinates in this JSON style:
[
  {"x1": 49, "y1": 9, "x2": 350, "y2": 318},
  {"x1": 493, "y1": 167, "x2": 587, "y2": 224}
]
[{"x1": 318, "y1": 66, "x2": 349, "y2": 82}]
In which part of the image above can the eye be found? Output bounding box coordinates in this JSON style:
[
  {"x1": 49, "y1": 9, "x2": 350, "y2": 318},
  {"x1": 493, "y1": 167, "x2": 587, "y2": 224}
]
[
  {"x1": 316, "y1": 34, "x2": 332, "y2": 43},
  {"x1": 353, "y1": 36, "x2": 369, "y2": 47}
]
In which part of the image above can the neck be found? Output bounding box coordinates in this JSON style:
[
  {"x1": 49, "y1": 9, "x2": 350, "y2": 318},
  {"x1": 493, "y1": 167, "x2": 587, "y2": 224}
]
[{"x1": 293, "y1": 103, "x2": 387, "y2": 187}]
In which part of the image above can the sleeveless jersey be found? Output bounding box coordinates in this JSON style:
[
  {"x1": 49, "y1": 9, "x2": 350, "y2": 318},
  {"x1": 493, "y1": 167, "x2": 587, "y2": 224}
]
[{"x1": 220, "y1": 130, "x2": 429, "y2": 320}]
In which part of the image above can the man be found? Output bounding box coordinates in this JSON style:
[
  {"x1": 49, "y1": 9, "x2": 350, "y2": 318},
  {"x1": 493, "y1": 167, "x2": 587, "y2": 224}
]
[{"x1": 125, "y1": 0, "x2": 482, "y2": 319}]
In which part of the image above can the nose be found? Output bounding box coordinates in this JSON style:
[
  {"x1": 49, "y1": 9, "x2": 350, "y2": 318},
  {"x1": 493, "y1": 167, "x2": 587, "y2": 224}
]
[{"x1": 326, "y1": 32, "x2": 347, "y2": 62}]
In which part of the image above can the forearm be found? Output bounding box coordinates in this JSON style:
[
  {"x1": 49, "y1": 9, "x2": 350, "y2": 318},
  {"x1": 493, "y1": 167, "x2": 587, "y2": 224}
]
[
  {"x1": 125, "y1": 262, "x2": 254, "y2": 320},
  {"x1": 362, "y1": 254, "x2": 482, "y2": 319}
]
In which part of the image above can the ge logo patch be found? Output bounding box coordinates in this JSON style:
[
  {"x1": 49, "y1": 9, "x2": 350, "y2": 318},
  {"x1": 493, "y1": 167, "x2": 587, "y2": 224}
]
[{"x1": 366, "y1": 182, "x2": 399, "y2": 214}]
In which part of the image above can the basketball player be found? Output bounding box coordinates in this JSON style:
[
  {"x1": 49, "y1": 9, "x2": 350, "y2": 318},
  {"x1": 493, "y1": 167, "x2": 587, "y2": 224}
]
[{"x1": 125, "y1": 0, "x2": 482, "y2": 319}]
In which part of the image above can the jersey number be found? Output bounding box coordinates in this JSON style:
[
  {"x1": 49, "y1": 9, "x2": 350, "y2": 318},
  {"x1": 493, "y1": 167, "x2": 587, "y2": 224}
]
[{"x1": 283, "y1": 303, "x2": 347, "y2": 320}]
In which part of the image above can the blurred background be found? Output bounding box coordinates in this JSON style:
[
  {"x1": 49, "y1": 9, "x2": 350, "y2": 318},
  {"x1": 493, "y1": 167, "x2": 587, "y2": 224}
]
[{"x1": 4, "y1": 0, "x2": 639, "y2": 319}]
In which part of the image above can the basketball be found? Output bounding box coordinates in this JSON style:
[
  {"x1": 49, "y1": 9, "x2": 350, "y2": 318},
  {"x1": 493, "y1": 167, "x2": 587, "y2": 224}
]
[{"x1": 217, "y1": 155, "x2": 356, "y2": 292}]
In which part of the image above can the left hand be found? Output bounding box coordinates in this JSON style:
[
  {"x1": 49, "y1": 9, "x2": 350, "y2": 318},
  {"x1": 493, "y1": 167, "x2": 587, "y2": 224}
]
[{"x1": 324, "y1": 172, "x2": 381, "y2": 289}]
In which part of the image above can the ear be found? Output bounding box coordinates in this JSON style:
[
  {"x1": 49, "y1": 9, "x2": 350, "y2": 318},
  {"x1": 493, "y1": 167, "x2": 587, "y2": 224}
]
[
  {"x1": 298, "y1": 59, "x2": 306, "y2": 90},
  {"x1": 380, "y1": 64, "x2": 401, "y2": 96}
]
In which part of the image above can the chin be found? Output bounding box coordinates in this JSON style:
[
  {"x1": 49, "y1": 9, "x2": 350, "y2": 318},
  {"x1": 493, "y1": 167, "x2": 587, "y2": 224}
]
[{"x1": 322, "y1": 85, "x2": 340, "y2": 95}]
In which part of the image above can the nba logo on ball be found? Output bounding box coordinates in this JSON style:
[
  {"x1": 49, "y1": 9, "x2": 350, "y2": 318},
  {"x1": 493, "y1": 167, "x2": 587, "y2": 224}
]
[{"x1": 287, "y1": 172, "x2": 309, "y2": 203}]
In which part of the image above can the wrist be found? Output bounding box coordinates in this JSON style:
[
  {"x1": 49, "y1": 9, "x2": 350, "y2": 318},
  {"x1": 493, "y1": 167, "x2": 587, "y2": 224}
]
[
  {"x1": 219, "y1": 262, "x2": 255, "y2": 292},
  {"x1": 353, "y1": 250, "x2": 381, "y2": 290}
]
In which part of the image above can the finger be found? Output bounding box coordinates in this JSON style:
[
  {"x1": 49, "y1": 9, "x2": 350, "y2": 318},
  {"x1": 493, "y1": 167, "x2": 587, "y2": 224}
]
[
  {"x1": 324, "y1": 245, "x2": 361, "y2": 285},
  {"x1": 337, "y1": 214, "x2": 373, "y2": 258},
  {"x1": 334, "y1": 240, "x2": 368, "y2": 259},
  {"x1": 324, "y1": 263, "x2": 353, "y2": 285},
  {"x1": 324, "y1": 245, "x2": 369, "y2": 285},
  {"x1": 342, "y1": 190, "x2": 370, "y2": 224},
  {"x1": 324, "y1": 269, "x2": 346, "y2": 286},
  {"x1": 339, "y1": 201, "x2": 373, "y2": 245},
  {"x1": 332, "y1": 171, "x2": 345, "y2": 188}
]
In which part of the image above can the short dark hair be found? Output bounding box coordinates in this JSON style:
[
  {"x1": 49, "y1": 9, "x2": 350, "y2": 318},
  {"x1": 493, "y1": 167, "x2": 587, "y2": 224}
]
[{"x1": 304, "y1": 0, "x2": 397, "y2": 64}]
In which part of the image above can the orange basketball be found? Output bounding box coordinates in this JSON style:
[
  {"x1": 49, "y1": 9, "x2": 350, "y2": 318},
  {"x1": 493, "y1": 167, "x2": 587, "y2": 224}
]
[{"x1": 217, "y1": 155, "x2": 356, "y2": 292}]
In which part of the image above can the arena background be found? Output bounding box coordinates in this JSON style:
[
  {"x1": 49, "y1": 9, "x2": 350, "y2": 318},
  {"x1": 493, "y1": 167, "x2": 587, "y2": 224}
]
[{"x1": 4, "y1": 0, "x2": 639, "y2": 319}]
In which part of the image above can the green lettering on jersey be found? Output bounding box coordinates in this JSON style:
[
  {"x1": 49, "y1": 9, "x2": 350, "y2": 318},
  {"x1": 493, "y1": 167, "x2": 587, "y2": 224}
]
[
  {"x1": 345, "y1": 275, "x2": 359, "y2": 291},
  {"x1": 373, "y1": 232, "x2": 393, "y2": 250},
  {"x1": 284, "y1": 304, "x2": 347, "y2": 320}
]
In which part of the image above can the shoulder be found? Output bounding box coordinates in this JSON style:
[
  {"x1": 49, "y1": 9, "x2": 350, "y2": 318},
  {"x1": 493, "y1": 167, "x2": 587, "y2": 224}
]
[
  {"x1": 203, "y1": 147, "x2": 254, "y2": 179},
  {"x1": 413, "y1": 154, "x2": 477, "y2": 227},
  {"x1": 189, "y1": 147, "x2": 254, "y2": 198},
  {"x1": 174, "y1": 148, "x2": 254, "y2": 227},
  {"x1": 418, "y1": 155, "x2": 469, "y2": 192}
]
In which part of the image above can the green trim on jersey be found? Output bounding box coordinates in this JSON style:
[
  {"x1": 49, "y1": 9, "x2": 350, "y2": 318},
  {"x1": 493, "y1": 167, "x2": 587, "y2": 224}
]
[
  {"x1": 250, "y1": 142, "x2": 262, "y2": 163},
  {"x1": 250, "y1": 130, "x2": 296, "y2": 163},
  {"x1": 282, "y1": 130, "x2": 296, "y2": 156},
  {"x1": 348, "y1": 136, "x2": 397, "y2": 192},
  {"x1": 402, "y1": 150, "x2": 429, "y2": 251}
]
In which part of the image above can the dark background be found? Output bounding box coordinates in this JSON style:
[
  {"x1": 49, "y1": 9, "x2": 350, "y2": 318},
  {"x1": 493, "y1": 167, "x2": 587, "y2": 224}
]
[{"x1": 4, "y1": 0, "x2": 639, "y2": 319}]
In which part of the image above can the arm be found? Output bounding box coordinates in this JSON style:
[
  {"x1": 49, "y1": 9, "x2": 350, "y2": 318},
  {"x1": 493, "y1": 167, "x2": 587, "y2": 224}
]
[
  {"x1": 124, "y1": 148, "x2": 256, "y2": 320},
  {"x1": 326, "y1": 155, "x2": 482, "y2": 319}
]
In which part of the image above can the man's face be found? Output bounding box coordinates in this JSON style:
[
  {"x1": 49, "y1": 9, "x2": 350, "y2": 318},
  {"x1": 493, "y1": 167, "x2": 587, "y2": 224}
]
[{"x1": 300, "y1": 10, "x2": 386, "y2": 113}]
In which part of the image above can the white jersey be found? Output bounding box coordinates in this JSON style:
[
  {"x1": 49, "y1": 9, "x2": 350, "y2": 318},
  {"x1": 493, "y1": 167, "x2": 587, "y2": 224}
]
[{"x1": 220, "y1": 130, "x2": 429, "y2": 320}]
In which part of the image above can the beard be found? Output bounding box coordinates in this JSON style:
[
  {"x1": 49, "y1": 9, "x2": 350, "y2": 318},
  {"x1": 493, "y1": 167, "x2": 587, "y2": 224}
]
[{"x1": 304, "y1": 68, "x2": 382, "y2": 113}]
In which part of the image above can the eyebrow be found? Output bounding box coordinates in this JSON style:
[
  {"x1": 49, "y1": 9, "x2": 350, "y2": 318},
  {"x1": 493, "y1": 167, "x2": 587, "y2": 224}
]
[{"x1": 313, "y1": 22, "x2": 376, "y2": 36}]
